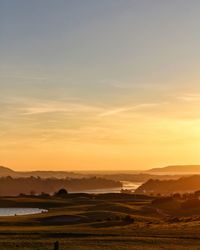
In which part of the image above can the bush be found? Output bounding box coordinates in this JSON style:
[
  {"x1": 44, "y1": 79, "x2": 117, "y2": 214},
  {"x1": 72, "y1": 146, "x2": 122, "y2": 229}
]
[
  {"x1": 124, "y1": 215, "x2": 134, "y2": 223},
  {"x1": 181, "y1": 199, "x2": 200, "y2": 209},
  {"x1": 40, "y1": 192, "x2": 50, "y2": 198},
  {"x1": 152, "y1": 197, "x2": 174, "y2": 205},
  {"x1": 54, "y1": 188, "x2": 68, "y2": 197}
]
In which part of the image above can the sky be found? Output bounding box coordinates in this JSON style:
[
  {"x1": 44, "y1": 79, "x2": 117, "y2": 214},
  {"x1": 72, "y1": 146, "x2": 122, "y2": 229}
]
[{"x1": 1, "y1": 0, "x2": 200, "y2": 171}]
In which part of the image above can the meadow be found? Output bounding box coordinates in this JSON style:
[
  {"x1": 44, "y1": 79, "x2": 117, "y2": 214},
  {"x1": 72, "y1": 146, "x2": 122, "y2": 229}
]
[{"x1": 0, "y1": 194, "x2": 200, "y2": 249}]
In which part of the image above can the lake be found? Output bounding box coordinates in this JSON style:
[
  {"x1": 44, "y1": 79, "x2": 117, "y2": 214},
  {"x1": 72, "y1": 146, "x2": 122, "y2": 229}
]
[
  {"x1": 80, "y1": 181, "x2": 143, "y2": 194},
  {"x1": 0, "y1": 208, "x2": 47, "y2": 216}
]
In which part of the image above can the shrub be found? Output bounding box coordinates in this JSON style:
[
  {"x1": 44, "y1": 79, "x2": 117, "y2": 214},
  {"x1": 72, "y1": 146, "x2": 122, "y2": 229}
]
[
  {"x1": 124, "y1": 215, "x2": 134, "y2": 223},
  {"x1": 54, "y1": 188, "x2": 68, "y2": 197}
]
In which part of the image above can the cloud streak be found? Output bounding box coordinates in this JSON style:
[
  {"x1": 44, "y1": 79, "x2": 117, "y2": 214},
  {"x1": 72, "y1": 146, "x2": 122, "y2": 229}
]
[
  {"x1": 177, "y1": 93, "x2": 200, "y2": 102},
  {"x1": 1, "y1": 97, "x2": 162, "y2": 120},
  {"x1": 23, "y1": 101, "x2": 160, "y2": 117},
  {"x1": 99, "y1": 103, "x2": 159, "y2": 117},
  {"x1": 22, "y1": 102, "x2": 101, "y2": 115}
]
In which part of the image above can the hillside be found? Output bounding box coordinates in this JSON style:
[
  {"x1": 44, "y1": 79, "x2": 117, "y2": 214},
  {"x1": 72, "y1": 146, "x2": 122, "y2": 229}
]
[
  {"x1": 0, "y1": 194, "x2": 200, "y2": 249},
  {"x1": 135, "y1": 175, "x2": 200, "y2": 195},
  {"x1": 147, "y1": 165, "x2": 200, "y2": 173},
  {"x1": 0, "y1": 166, "x2": 184, "y2": 181},
  {"x1": 0, "y1": 176, "x2": 122, "y2": 196},
  {"x1": 0, "y1": 166, "x2": 83, "y2": 178},
  {"x1": 0, "y1": 166, "x2": 15, "y2": 175}
]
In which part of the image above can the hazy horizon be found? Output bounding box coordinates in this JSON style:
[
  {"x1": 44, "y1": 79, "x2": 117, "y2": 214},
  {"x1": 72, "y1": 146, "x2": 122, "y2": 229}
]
[
  {"x1": 1, "y1": 0, "x2": 200, "y2": 171},
  {"x1": 2, "y1": 164, "x2": 200, "y2": 173}
]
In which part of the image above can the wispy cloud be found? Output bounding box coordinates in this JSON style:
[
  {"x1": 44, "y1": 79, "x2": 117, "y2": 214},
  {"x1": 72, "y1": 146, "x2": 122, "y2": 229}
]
[
  {"x1": 99, "y1": 103, "x2": 159, "y2": 117},
  {"x1": 1, "y1": 97, "x2": 101, "y2": 116},
  {"x1": 21, "y1": 101, "x2": 101, "y2": 115},
  {"x1": 19, "y1": 99, "x2": 160, "y2": 117},
  {"x1": 110, "y1": 81, "x2": 164, "y2": 90},
  {"x1": 177, "y1": 93, "x2": 200, "y2": 102},
  {"x1": 23, "y1": 104, "x2": 100, "y2": 115},
  {"x1": 1, "y1": 97, "x2": 162, "y2": 120}
]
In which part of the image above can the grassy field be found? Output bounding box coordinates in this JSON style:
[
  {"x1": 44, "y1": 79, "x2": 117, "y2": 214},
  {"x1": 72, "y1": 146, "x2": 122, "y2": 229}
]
[{"x1": 0, "y1": 195, "x2": 200, "y2": 249}]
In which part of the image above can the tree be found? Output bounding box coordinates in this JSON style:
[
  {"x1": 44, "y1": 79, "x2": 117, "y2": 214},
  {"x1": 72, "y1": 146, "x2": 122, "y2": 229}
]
[
  {"x1": 194, "y1": 190, "x2": 200, "y2": 199},
  {"x1": 124, "y1": 215, "x2": 134, "y2": 223},
  {"x1": 40, "y1": 192, "x2": 50, "y2": 198},
  {"x1": 172, "y1": 193, "x2": 181, "y2": 199},
  {"x1": 30, "y1": 190, "x2": 36, "y2": 196},
  {"x1": 54, "y1": 188, "x2": 68, "y2": 197}
]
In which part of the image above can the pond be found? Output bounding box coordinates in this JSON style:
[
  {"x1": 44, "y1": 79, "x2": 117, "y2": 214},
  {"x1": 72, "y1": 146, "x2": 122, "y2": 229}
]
[{"x1": 0, "y1": 208, "x2": 47, "y2": 216}]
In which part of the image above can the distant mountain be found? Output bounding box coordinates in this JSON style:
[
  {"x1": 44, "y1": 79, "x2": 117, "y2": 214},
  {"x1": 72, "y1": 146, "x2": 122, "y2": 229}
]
[
  {"x1": 135, "y1": 175, "x2": 200, "y2": 195},
  {"x1": 0, "y1": 166, "x2": 83, "y2": 178},
  {"x1": 147, "y1": 165, "x2": 200, "y2": 173},
  {"x1": 0, "y1": 166, "x2": 16, "y2": 175}
]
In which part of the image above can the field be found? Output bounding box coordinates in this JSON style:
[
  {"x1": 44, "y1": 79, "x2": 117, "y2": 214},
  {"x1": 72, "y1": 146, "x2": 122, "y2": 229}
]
[{"x1": 0, "y1": 194, "x2": 200, "y2": 249}]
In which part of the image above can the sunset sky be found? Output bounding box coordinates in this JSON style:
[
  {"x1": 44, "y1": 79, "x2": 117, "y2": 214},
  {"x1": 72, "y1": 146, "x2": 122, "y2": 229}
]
[{"x1": 1, "y1": 0, "x2": 200, "y2": 171}]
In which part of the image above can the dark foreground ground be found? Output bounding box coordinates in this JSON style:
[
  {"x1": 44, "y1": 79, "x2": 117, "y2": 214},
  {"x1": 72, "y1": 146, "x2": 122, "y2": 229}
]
[
  {"x1": 1, "y1": 234, "x2": 200, "y2": 250},
  {"x1": 0, "y1": 194, "x2": 200, "y2": 249}
]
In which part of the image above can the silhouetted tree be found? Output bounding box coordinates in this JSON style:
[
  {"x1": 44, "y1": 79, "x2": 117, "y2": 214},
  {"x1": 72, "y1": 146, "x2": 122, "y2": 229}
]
[
  {"x1": 40, "y1": 192, "x2": 50, "y2": 198},
  {"x1": 194, "y1": 190, "x2": 200, "y2": 199},
  {"x1": 0, "y1": 176, "x2": 121, "y2": 196},
  {"x1": 54, "y1": 188, "x2": 68, "y2": 197},
  {"x1": 30, "y1": 190, "x2": 36, "y2": 196},
  {"x1": 124, "y1": 215, "x2": 134, "y2": 223},
  {"x1": 172, "y1": 193, "x2": 181, "y2": 199}
]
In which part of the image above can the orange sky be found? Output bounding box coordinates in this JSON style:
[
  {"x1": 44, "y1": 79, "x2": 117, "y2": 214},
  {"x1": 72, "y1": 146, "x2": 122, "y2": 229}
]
[
  {"x1": 1, "y1": 1, "x2": 200, "y2": 171},
  {"x1": 1, "y1": 94, "x2": 200, "y2": 171}
]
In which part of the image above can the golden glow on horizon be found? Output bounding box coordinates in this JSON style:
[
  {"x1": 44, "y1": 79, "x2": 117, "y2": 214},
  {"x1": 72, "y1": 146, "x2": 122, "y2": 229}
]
[{"x1": 1, "y1": 96, "x2": 200, "y2": 171}]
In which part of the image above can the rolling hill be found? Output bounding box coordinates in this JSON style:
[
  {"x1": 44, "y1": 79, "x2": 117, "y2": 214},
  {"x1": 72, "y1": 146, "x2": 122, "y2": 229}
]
[
  {"x1": 147, "y1": 165, "x2": 200, "y2": 174},
  {"x1": 0, "y1": 166, "x2": 16, "y2": 175},
  {"x1": 0, "y1": 166, "x2": 82, "y2": 178},
  {"x1": 135, "y1": 175, "x2": 200, "y2": 195}
]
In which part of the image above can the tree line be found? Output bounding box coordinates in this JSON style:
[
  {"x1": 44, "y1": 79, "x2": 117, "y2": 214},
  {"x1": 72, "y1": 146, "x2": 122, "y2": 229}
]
[{"x1": 0, "y1": 176, "x2": 122, "y2": 196}]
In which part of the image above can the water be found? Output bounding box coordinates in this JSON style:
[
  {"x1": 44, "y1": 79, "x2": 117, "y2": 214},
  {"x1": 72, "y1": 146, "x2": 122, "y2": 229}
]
[
  {"x1": 80, "y1": 181, "x2": 143, "y2": 194},
  {"x1": 122, "y1": 181, "x2": 143, "y2": 190},
  {"x1": 0, "y1": 208, "x2": 47, "y2": 216}
]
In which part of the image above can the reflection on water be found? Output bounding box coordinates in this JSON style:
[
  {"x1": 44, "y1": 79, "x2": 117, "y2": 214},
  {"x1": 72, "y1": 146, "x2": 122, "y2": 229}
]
[
  {"x1": 80, "y1": 181, "x2": 143, "y2": 194},
  {"x1": 0, "y1": 208, "x2": 47, "y2": 216}
]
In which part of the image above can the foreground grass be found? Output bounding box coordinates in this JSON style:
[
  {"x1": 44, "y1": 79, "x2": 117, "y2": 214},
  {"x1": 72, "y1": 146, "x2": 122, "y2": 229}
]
[
  {"x1": 0, "y1": 195, "x2": 200, "y2": 249},
  {"x1": 0, "y1": 236, "x2": 200, "y2": 250}
]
